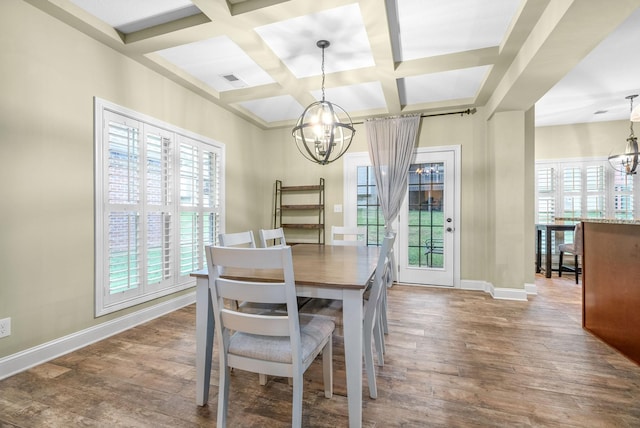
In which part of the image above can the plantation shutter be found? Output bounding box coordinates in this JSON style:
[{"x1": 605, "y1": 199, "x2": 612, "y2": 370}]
[
  {"x1": 536, "y1": 166, "x2": 555, "y2": 224},
  {"x1": 103, "y1": 112, "x2": 143, "y2": 302},
  {"x1": 612, "y1": 169, "x2": 634, "y2": 219},
  {"x1": 178, "y1": 136, "x2": 221, "y2": 277},
  {"x1": 145, "y1": 125, "x2": 174, "y2": 292},
  {"x1": 201, "y1": 148, "x2": 220, "y2": 251},
  {"x1": 561, "y1": 166, "x2": 581, "y2": 218},
  {"x1": 585, "y1": 164, "x2": 605, "y2": 218}
]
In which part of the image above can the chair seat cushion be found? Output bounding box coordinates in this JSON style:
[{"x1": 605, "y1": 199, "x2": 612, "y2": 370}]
[
  {"x1": 229, "y1": 315, "x2": 334, "y2": 363},
  {"x1": 558, "y1": 243, "x2": 575, "y2": 253}
]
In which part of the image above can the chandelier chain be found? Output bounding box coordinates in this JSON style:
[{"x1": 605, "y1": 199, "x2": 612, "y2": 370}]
[
  {"x1": 630, "y1": 95, "x2": 637, "y2": 138},
  {"x1": 321, "y1": 45, "x2": 326, "y2": 101}
]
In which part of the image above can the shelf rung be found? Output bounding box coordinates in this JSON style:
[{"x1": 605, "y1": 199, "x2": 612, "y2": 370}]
[
  {"x1": 281, "y1": 185, "x2": 323, "y2": 192},
  {"x1": 281, "y1": 204, "x2": 323, "y2": 210},
  {"x1": 282, "y1": 223, "x2": 324, "y2": 230}
]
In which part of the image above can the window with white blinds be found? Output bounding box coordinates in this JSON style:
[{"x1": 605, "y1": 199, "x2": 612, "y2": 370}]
[
  {"x1": 536, "y1": 166, "x2": 555, "y2": 224},
  {"x1": 535, "y1": 158, "x2": 638, "y2": 225},
  {"x1": 95, "y1": 99, "x2": 224, "y2": 316}
]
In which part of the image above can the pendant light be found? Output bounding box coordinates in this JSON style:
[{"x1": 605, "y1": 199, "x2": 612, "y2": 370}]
[
  {"x1": 292, "y1": 40, "x2": 355, "y2": 165},
  {"x1": 608, "y1": 95, "x2": 639, "y2": 175}
]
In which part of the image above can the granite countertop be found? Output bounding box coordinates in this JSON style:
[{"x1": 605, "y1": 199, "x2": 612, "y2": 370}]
[{"x1": 555, "y1": 217, "x2": 640, "y2": 225}]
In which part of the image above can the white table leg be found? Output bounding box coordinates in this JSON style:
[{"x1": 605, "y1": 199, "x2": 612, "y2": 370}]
[
  {"x1": 195, "y1": 277, "x2": 214, "y2": 406},
  {"x1": 342, "y1": 288, "x2": 363, "y2": 428}
]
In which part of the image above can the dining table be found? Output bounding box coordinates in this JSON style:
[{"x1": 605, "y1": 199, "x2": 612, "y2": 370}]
[
  {"x1": 190, "y1": 243, "x2": 381, "y2": 428},
  {"x1": 535, "y1": 223, "x2": 575, "y2": 278}
]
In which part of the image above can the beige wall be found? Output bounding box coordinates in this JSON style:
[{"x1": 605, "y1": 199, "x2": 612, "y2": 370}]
[
  {"x1": 0, "y1": 1, "x2": 263, "y2": 357},
  {"x1": 536, "y1": 119, "x2": 628, "y2": 160}
]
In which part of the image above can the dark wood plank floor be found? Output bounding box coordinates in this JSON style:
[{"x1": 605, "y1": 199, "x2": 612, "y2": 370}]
[{"x1": 2, "y1": 275, "x2": 640, "y2": 427}]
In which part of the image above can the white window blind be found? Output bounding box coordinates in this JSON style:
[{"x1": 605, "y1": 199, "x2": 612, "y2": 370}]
[
  {"x1": 586, "y1": 165, "x2": 605, "y2": 218},
  {"x1": 95, "y1": 99, "x2": 224, "y2": 316},
  {"x1": 562, "y1": 166, "x2": 582, "y2": 218},
  {"x1": 613, "y1": 169, "x2": 634, "y2": 219},
  {"x1": 536, "y1": 158, "x2": 638, "y2": 225},
  {"x1": 536, "y1": 166, "x2": 555, "y2": 223}
]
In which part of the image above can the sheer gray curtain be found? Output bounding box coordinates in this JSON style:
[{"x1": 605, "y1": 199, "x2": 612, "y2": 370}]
[{"x1": 365, "y1": 114, "x2": 421, "y2": 234}]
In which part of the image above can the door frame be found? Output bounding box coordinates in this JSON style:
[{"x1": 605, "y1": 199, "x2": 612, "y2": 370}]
[
  {"x1": 342, "y1": 145, "x2": 460, "y2": 288},
  {"x1": 397, "y1": 146, "x2": 461, "y2": 288}
]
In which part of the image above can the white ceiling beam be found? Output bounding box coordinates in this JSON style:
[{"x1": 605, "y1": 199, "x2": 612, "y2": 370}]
[{"x1": 486, "y1": 0, "x2": 640, "y2": 118}]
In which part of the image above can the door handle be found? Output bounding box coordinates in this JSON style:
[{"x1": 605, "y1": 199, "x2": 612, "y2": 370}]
[{"x1": 446, "y1": 227, "x2": 454, "y2": 232}]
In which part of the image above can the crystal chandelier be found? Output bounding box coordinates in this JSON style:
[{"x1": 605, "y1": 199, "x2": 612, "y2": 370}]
[{"x1": 292, "y1": 40, "x2": 355, "y2": 165}]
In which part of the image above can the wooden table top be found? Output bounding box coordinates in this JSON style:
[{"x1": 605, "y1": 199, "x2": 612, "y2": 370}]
[{"x1": 191, "y1": 244, "x2": 380, "y2": 290}]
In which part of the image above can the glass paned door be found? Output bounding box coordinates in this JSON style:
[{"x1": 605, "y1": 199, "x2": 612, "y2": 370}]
[
  {"x1": 408, "y1": 162, "x2": 445, "y2": 268},
  {"x1": 398, "y1": 150, "x2": 456, "y2": 286}
]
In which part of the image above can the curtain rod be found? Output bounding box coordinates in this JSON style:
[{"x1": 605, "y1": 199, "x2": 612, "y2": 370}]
[{"x1": 353, "y1": 107, "x2": 476, "y2": 125}]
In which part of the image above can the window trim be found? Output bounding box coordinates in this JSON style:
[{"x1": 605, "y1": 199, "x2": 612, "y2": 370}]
[
  {"x1": 94, "y1": 97, "x2": 225, "y2": 316},
  {"x1": 343, "y1": 152, "x2": 371, "y2": 229}
]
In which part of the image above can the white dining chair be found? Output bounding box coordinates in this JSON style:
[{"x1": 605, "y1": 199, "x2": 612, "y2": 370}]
[
  {"x1": 298, "y1": 232, "x2": 394, "y2": 399},
  {"x1": 376, "y1": 231, "x2": 396, "y2": 351},
  {"x1": 363, "y1": 232, "x2": 396, "y2": 399},
  {"x1": 218, "y1": 230, "x2": 256, "y2": 248},
  {"x1": 259, "y1": 227, "x2": 286, "y2": 247},
  {"x1": 330, "y1": 225, "x2": 366, "y2": 246},
  {"x1": 205, "y1": 245, "x2": 335, "y2": 427}
]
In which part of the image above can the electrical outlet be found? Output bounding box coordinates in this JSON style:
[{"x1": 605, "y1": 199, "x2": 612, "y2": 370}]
[{"x1": 0, "y1": 318, "x2": 11, "y2": 338}]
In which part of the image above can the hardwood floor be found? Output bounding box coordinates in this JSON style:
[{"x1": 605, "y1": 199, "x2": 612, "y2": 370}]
[{"x1": 2, "y1": 275, "x2": 640, "y2": 427}]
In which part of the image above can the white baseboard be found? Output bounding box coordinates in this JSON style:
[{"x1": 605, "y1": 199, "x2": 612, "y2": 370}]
[
  {"x1": 461, "y1": 280, "x2": 529, "y2": 301},
  {"x1": 492, "y1": 286, "x2": 529, "y2": 301},
  {"x1": 460, "y1": 279, "x2": 491, "y2": 293},
  {"x1": 0, "y1": 292, "x2": 196, "y2": 381},
  {"x1": 525, "y1": 282, "x2": 537, "y2": 295}
]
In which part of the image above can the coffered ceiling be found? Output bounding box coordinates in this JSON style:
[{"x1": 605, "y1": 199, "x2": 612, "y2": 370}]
[{"x1": 24, "y1": 0, "x2": 640, "y2": 129}]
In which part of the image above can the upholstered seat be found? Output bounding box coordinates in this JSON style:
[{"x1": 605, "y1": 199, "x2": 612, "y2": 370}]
[
  {"x1": 228, "y1": 314, "x2": 334, "y2": 364},
  {"x1": 558, "y1": 223, "x2": 582, "y2": 284}
]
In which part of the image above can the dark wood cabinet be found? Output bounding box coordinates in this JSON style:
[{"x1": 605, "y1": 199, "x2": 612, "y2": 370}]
[{"x1": 583, "y1": 221, "x2": 640, "y2": 365}]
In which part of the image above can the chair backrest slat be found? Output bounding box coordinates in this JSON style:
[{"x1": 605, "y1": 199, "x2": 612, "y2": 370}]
[
  {"x1": 259, "y1": 228, "x2": 287, "y2": 247},
  {"x1": 221, "y1": 310, "x2": 291, "y2": 336},
  {"x1": 331, "y1": 226, "x2": 366, "y2": 246},
  {"x1": 219, "y1": 230, "x2": 256, "y2": 248},
  {"x1": 217, "y1": 279, "x2": 287, "y2": 304}
]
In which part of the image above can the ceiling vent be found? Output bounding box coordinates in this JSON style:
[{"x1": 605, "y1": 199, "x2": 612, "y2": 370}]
[{"x1": 221, "y1": 74, "x2": 247, "y2": 89}]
